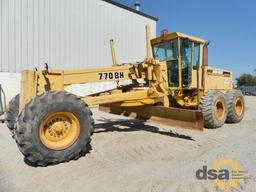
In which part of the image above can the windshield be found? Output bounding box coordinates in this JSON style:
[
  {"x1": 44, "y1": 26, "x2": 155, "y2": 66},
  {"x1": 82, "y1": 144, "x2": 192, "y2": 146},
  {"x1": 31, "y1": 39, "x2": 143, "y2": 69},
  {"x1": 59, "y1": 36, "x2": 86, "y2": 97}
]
[{"x1": 152, "y1": 39, "x2": 178, "y2": 61}]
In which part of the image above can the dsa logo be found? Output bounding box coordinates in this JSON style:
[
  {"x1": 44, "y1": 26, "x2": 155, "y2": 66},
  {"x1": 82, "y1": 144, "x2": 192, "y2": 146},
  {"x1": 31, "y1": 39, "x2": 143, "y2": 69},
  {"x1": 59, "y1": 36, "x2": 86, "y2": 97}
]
[
  {"x1": 195, "y1": 158, "x2": 248, "y2": 190},
  {"x1": 196, "y1": 165, "x2": 229, "y2": 180}
]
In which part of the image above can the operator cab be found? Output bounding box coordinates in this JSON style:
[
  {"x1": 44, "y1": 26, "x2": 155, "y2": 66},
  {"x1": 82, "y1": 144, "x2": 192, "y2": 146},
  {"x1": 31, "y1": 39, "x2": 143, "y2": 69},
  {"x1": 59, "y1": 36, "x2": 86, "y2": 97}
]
[{"x1": 151, "y1": 31, "x2": 205, "y2": 88}]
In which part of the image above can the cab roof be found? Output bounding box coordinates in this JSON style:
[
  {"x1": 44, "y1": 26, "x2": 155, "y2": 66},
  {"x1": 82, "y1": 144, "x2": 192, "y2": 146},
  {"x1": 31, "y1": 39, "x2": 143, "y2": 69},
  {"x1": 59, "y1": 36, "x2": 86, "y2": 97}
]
[{"x1": 151, "y1": 32, "x2": 206, "y2": 45}]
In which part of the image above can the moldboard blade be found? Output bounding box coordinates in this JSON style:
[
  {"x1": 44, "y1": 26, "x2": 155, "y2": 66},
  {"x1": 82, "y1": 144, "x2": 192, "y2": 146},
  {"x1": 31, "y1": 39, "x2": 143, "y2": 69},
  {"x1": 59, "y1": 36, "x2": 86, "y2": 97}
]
[{"x1": 99, "y1": 105, "x2": 204, "y2": 131}]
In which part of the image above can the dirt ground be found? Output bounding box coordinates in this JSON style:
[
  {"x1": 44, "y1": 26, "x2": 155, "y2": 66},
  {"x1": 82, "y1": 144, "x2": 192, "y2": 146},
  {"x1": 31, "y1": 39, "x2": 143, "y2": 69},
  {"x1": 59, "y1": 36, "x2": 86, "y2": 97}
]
[{"x1": 0, "y1": 96, "x2": 256, "y2": 192}]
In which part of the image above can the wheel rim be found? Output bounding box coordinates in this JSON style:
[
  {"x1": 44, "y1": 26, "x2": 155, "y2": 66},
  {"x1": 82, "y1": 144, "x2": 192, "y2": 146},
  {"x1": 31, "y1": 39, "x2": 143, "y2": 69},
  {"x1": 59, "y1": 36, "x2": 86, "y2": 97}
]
[
  {"x1": 235, "y1": 98, "x2": 243, "y2": 117},
  {"x1": 39, "y1": 112, "x2": 80, "y2": 150},
  {"x1": 214, "y1": 99, "x2": 225, "y2": 121}
]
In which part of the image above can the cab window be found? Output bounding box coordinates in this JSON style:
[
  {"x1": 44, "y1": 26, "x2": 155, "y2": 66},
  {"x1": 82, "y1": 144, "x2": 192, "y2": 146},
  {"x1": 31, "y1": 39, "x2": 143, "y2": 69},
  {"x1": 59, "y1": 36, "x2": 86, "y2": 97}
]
[
  {"x1": 193, "y1": 43, "x2": 200, "y2": 69},
  {"x1": 152, "y1": 39, "x2": 178, "y2": 61},
  {"x1": 153, "y1": 39, "x2": 179, "y2": 87}
]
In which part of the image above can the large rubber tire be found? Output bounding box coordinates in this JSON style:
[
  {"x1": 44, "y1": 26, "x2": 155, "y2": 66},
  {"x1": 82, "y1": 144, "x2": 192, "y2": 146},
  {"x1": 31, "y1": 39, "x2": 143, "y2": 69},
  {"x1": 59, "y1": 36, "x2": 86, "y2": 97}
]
[
  {"x1": 5, "y1": 94, "x2": 20, "y2": 133},
  {"x1": 226, "y1": 90, "x2": 245, "y2": 123},
  {"x1": 199, "y1": 91, "x2": 228, "y2": 129},
  {"x1": 14, "y1": 91, "x2": 94, "y2": 166}
]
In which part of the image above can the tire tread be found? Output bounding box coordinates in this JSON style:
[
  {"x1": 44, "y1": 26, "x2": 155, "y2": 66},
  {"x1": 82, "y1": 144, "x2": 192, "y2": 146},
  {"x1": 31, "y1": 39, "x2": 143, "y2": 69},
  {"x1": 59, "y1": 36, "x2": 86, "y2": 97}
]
[
  {"x1": 226, "y1": 90, "x2": 245, "y2": 123},
  {"x1": 199, "y1": 91, "x2": 227, "y2": 128},
  {"x1": 5, "y1": 94, "x2": 20, "y2": 133}
]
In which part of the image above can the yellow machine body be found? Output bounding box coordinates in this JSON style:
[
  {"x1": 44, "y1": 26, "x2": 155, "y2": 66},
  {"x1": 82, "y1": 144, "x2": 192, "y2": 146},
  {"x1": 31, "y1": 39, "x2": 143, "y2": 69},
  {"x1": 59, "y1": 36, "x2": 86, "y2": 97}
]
[{"x1": 19, "y1": 26, "x2": 233, "y2": 131}]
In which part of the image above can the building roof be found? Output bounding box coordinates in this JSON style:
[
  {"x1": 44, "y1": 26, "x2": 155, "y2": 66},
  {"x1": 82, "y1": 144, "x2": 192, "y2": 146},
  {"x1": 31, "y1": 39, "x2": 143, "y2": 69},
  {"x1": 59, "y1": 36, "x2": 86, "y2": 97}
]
[{"x1": 102, "y1": 0, "x2": 158, "y2": 21}]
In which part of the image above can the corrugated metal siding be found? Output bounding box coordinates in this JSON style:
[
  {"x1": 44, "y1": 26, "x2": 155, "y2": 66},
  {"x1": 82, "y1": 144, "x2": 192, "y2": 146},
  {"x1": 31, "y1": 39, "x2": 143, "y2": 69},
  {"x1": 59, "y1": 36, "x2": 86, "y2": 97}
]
[{"x1": 0, "y1": 0, "x2": 156, "y2": 72}]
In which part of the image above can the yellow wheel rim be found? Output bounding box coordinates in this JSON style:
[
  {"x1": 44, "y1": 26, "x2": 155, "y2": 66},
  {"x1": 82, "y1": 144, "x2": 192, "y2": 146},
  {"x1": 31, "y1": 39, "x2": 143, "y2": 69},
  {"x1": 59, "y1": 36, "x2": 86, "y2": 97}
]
[
  {"x1": 214, "y1": 99, "x2": 225, "y2": 121},
  {"x1": 39, "y1": 112, "x2": 80, "y2": 151},
  {"x1": 235, "y1": 98, "x2": 243, "y2": 117}
]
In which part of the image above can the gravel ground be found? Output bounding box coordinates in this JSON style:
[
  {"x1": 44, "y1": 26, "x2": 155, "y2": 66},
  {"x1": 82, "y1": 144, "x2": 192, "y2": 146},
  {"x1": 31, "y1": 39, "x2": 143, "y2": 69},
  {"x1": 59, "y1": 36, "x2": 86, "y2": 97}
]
[{"x1": 0, "y1": 96, "x2": 255, "y2": 192}]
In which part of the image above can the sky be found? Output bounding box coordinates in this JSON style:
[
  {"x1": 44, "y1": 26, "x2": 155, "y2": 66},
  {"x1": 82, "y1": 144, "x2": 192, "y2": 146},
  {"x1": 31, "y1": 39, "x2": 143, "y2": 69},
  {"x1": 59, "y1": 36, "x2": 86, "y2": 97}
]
[{"x1": 117, "y1": 0, "x2": 256, "y2": 79}]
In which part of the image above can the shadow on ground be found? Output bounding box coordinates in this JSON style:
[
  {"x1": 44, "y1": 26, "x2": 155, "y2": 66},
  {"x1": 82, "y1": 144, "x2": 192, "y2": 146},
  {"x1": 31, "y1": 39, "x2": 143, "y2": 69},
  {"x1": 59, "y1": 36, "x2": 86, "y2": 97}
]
[{"x1": 94, "y1": 117, "x2": 194, "y2": 141}]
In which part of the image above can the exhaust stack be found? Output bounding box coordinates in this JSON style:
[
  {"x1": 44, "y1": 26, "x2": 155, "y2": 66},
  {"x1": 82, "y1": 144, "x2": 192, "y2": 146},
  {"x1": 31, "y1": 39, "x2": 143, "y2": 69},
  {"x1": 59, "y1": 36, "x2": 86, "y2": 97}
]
[{"x1": 134, "y1": 2, "x2": 141, "y2": 11}]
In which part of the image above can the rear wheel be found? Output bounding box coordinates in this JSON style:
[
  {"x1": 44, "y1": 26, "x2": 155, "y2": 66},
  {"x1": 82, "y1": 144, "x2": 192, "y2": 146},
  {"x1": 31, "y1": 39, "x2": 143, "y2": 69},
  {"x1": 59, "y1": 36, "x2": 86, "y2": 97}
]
[
  {"x1": 14, "y1": 91, "x2": 94, "y2": 166},
  {"x1": 199, "y1": 91, "x2": 227, "y2": 128},
  {"x1": 226, "y1": 90, "x2": 245, "y2": 123},
  {"x1": 5, "y1": 94, "x2": 20, "y2": 133}
]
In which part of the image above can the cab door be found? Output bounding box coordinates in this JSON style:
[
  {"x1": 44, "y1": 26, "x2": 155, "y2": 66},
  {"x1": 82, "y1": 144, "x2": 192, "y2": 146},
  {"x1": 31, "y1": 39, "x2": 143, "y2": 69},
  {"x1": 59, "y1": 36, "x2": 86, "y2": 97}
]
[
  {"x1": 180, "y1": 39, "x2": 192, "y2": 87},
  {"x1": 180, "y1": 39, "x2": 201, "y2": 88}
]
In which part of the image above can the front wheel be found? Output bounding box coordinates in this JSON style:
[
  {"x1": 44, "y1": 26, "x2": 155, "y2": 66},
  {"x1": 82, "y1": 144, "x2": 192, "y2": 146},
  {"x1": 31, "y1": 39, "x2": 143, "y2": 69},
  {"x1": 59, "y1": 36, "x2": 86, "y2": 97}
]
[{"x1": 14, "y1": 91, "x2": 94, "y2": 166}]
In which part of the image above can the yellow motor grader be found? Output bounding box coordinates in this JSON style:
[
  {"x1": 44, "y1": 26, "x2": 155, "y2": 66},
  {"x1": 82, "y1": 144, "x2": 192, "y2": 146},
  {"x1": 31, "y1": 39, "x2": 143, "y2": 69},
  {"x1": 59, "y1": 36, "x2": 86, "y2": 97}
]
[{"x1": 4, "y1": 26, "x2": 244, "y2": 166}]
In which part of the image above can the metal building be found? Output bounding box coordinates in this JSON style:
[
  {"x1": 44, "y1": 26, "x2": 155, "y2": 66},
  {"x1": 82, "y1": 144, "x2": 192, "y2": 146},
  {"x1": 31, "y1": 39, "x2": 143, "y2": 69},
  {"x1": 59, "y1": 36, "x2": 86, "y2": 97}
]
[
  {"x1": 0, "y1": 0, "x2": 157, "y2": 72},
  {"x1": 0, "y1": 0, "x2": 157, "y2": 101}
]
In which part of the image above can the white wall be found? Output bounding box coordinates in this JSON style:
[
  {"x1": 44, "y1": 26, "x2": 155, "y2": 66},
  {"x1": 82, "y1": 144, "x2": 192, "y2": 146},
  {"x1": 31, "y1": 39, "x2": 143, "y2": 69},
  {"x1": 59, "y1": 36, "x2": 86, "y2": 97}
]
[
  {"x1": 0, "y1": 72, "x2": 21, "y2": 102},
  {"x1": 0, "y1": 0, "x2": 156, "y2": 72}
]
